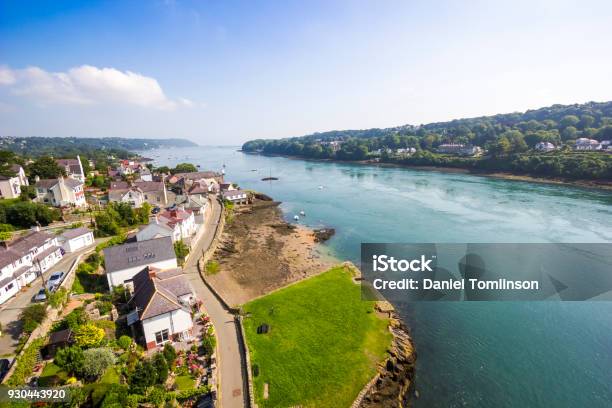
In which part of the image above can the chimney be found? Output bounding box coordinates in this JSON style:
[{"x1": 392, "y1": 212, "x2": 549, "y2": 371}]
[{"x1": 35, "y1": 175, "x2": 40, "y2": 183}]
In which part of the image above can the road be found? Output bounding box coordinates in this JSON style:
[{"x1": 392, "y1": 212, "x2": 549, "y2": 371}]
[
  {"x1": 184, "y1": 198, "x2": 247, "y2": 408},
  {"x1": 0, "y1": 239, "x2": 104, "y2": 357}
]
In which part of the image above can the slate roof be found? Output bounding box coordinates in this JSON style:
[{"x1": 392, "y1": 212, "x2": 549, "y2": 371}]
[
  {"x1": 173, "y1": 171, "x2": 221, "y2": 180},
  {"x1": 130, "y1": 266, "x2": 193, "y2": 320},
  {"x1": 222, "y1": 189, "x2": 246, "y2": 199},
  {"x1": 133, "y1": 181, "x2": 164, "y2": 192},
  {"x1": 103, "y1": 236, "x2": 175, "y2": 273},
  {"x1": 36, "y1": 178, "x2": 82, "y2": 190},
  {"x1": 0, "y1": 164, "x2": 22, "y2": 180},
  {"x1": 62, "y1": 227, "x2": 92, "y2": 240},
  {"x1": 0, "y1": 230, "x2": 55, "y2": 269}
]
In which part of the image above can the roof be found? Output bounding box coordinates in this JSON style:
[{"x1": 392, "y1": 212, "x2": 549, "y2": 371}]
[
  {"x1": 109, "y1": 181, "x2": 129, "y2": 190},
  {"x1": 63, "y1": 178, "x2": 82, "y2": 188},
  {"x1": 188, "y1": 182, "x2": 209, "y2": 194},
  {"x1": 36, "y1": 178, "x2": 82, "y2": 190},
  {"x1": 34, "y1": 245, "x2": 61, "y2": 262},
  {"x1": 62, "y1": 227, "x2": 92, "y2": 240},
  {"x1": 56, "y1": 158, "x2": 80, "y2": 166},
  {"x1": 48, "y1": 328, "x2": 72, "y2": 344},
  {"x1": 130, "y1": 266, "x2": 192, "y2": 320},
  {"x1": 222, "y1": 189, "x2": 246, "y2": 199},
  {"x1": 0, "y1": 164, "x2": 23, "y2": 180},
  {"x1": 133, "y1": 181, "x2": 164, "y2": 192},
  {"x1": 173, "y1": 171, "x2": 222, "y2": 180},
  {"x1": 108, "y1": 186, "x2": 143, "y2": 202},
  {"x1": 1, "y1": 230, "x2": 56, "y2": 269},
  {"x1": 103, "y1": 236, "x2": 176, "y2": 273}
]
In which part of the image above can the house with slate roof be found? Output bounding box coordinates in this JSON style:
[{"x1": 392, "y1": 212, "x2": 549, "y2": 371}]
[{"x1": 128, "y1": 266, "x2": 195, "y2": 349}]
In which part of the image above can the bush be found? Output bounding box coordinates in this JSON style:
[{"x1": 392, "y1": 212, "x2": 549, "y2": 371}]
[
  {"x1": 162, "y1": 343, "x2": 177, "y2": 367},
  {"x1": 54, "y1": 345, "x2": 85, "y2": 376},
  {"x1": 96, "y1": 300, "x2": 113, "y2": 315},
  {"x1": 20, "y1": 303, "x2": 47, "y2": 333},
  {"x1": 173, "y1": 240, "x2": 189, "y2": 266},
  {"x1": 74, "y1": 323, "x2": 105, "y2": 348},
  {"x1": 201, "y1": 334, "x2": 216, "y2": 356},
  {"x1": 7, "y1": 338, "x2": 45, "y2": 385},
  {"x1": 205, "y1": 260, "x2": 220, "y2": 275},
  {"x1": 152, "y1": 353, "x2": 169, "y2": 384},
  {"x1": 48, "y1": 287, "x2": 68, "y2": 309},
  {"x1": 117, "y1": 335, "x2": 133, "y2": 350},
  {"x1": 81, "y1": 347, "x2": 116, "y2": 381}
]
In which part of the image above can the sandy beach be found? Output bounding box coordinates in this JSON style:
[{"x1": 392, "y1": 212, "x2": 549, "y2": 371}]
[{"x1": 206, "y1": 198, "x2": 335, "y2": 306}]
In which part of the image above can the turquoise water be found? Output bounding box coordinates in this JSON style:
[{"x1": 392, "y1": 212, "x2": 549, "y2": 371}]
[{"x1": 145, "y1": 146, "x2": 612, "y2": 407}]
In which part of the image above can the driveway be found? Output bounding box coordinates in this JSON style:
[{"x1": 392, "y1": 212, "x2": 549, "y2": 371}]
[
  {"x1": 0, "y1": 239, "x2": 106, "y2": 357},
  {"x1": 184, "y1": 198, "x2": 247, "y2": 408}
]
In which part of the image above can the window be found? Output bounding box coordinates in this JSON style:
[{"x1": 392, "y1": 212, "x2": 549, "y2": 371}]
[
  {"x1": 155, "y1": 329, "x2": 170, "y2": 345},
  {"x1": 6, "y1": 283, "x2": 14, "y2": 292}
]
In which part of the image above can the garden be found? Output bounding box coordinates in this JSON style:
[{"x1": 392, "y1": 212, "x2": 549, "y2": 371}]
[{"x1": 242, "y1": 265, "x2": 392, "y2": 408}]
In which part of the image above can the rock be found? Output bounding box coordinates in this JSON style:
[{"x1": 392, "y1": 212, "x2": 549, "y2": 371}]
[{"x1": 313, "y1": 228, "x2": 335, "y2": 242}]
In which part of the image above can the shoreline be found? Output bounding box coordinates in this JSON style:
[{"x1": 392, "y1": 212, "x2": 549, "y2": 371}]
[{"x1": 242, "y1": 151, "x2": 612, "y2": 191}]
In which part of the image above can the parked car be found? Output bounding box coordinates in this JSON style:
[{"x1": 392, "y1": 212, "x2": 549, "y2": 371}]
[
  {"x1": 152, "y1": 207, "x2": 161, "y2": 214},
  {"x1": 0, "y1": 359, "x2": 10, "y2": 381},
  {"x1": 34, "y1": 288, "x2": 48, "y2": 302},
  {"x1": 46, "y1": 272, "x2": 65, "y2": 290}
]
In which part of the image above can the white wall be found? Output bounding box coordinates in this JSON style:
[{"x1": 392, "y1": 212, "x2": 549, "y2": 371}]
[
  {"x1": 142, "y1": 308, "x2": 193, "y2": 346},
  {"x1": 136, "y1": 224, "x2": 173, "y2": 242},
  {"x1": 106, "y1": 258, "x2": 178, "y2": 289},
  {"x1": 62, "y1": 232, "x2": 94, "y2": 253}
]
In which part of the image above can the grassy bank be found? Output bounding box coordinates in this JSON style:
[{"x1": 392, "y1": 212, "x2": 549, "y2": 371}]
[{"x1": 242, "y1": 266, "x2": 391, "y2": 407}]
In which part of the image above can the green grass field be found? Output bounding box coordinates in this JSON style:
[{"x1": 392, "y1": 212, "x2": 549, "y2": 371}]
[{"x1": 242, "y1": 266, "x2": 391, "y2": 408}]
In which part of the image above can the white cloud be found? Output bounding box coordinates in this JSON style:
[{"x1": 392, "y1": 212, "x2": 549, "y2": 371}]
[
  {"x1": 0, "y1": 66, "x2": 16, "y2": 85},
  {"x1": 0, "y1": 64, "x2": 192, "y2": 110}
]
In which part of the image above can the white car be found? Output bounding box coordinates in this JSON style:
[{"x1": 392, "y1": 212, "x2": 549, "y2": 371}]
[
  {"x1": 34, "y1": 288, "x2": 47, "y2": 302},
  {"x1": 46, "y1": 272, "x2": 65, "y2": 290}
]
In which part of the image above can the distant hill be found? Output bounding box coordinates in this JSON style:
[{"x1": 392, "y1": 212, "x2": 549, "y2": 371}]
[
  {"x1": 242, "y1": 101, "x2": 612, "y2": 181},
  {"x1": 0, "y1": 136, "x2": 197, "y2": 158}
]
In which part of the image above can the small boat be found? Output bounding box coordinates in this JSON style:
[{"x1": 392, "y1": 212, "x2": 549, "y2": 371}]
[
  {"x1": 318, "y1": 185, "x2": 324, "y2": 190},
  {"x1": 293, "y1": 215, "x2": 300, "y2": 221},
  {"x1": 299, "y1": 210, "x2": 306, "y2": 216}
]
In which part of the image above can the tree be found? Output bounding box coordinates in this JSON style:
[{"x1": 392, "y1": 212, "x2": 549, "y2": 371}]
[
  {"x1": 19, "y1": 185, "x2": 37, "y2": 201},
  {"x1": 129, "y1": 360, "x2": 157, "y2": 394},
  {"x1": 171, "y1": 163, "x2": 197, "y2": 174},
  {"x1": 74, "y1": 323, "x2": 105, "y2": 348},
  {"x1": 54, "y1": 346, "x2": 85, "y2": 376},
  {"x1": 174, "y1": 240, "x2": 189, "y2": 266},
  {"x1": 20, "y1": 303, "x2": 47, "y2": 333},
  {"x1": 152, "y1": 352, "x2": 169, "y2": 384},
  {"x1": 81, "y1": 347, "x2": 116, "y2": 381},
  {"x1": 28, "y1": 156, "x2": 66, "y2": 181},
  {"x1": 3, "y1": 201, "x2": 60, "y2": 228},
  {"x1": 559, "y1": 115, "x2": 580, "y2": 129},
  {"x1": 579, "y1": 114, "x2": 595, "y2": 130},
  {"x1": 561, "y1": 126, "x2": 578, "y2": 141},
  {"x1": 162, "y1": 343, "x2": 177, "y2": 367}
]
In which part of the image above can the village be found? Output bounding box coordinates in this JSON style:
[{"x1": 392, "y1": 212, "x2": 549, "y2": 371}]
[{"x1": 0, "y1": 155, "x2": 252, "y2": 407}]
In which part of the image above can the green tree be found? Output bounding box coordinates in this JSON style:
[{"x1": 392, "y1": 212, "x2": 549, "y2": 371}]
[
  {"x1": 54, "y1": 346, "x2": 85, "y2": 376},
  {"x1": 129, "y1": 360, "x2": 157, "y2": 394},
  {"x1": 171, "y1": 163, "x2": 197, "y2": 174},
  {"x1": 162, "y1": 343, "x2": 177, "y2": 367},
  {"x1": 174, "y1": 240, "x2": 189, "y2": 266},
  {"x1": 152, "y1": 352, "x2": 169, "y2": 384},
  {"x1": 28, "y1": 156, "x2": 66, "y2": 181},
  {"x1": 81, "y1": 347, "x2": 116, "y2": 381},
  {"x1": 19, "y1": 185, "x2": 37, "y2": 201},
  {"x1": 117, "y1": 335, "x2": 133, "y2": 350},
  {"x1": 559, "y1": 115, "x2": 580, "y2": 128},
  {"x1": 20, "y1": 303, "x2": 47, "y2": 333}
]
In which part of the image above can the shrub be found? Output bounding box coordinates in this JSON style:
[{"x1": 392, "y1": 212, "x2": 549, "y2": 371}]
[
  {"x1": 201, "y1": 334, "x2": 216, "y2": 356},
  {"x1": 54, "y1": 345, "x2": 85, "y2": 376},
  {"x1": 117, "y1": 335, "x2": 133, "y2": 350},
  {"x1": 96, "y1": 300, "x2": 113, "y2": 315},
  {"x1": 152, "y1": 353, "x2": 169, "y2": 384},
  {"x1": 20, "y1": 303, "x2": 47, "y2": 333},
  {"x1": 7, "y1": 338, "x2": 45, "y2": 385},
  {"x1": 48, "y1": 287, "x2": 68, "y2": 309},
  {"x1": 162, "y1": 343, "x2": 177, "y2": 367},
  {"x1": 173, "y1": 240, "x2": 189, "y2": 266},
  {"x1": 205, "y1": 260, "x2": 220, "y2": 275},
  {"x1": 81, "y1": 347, "x2": 116, "y2": 381},
  {"x1": 74, "y1": 323, "x2": 105, "y2": 348}
]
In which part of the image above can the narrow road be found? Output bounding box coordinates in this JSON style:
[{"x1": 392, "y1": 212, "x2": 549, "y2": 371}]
[
  {"x1": 184, "y1": 198, "x2": 247, "y2": 408},
  {"x1": 0, "y1": 238, "x2": 106, "y2": 356}
]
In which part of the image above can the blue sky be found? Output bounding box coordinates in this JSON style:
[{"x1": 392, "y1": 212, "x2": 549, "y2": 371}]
[{"x1": 1, "y1": 0, "x2": 612, "y2": 144}]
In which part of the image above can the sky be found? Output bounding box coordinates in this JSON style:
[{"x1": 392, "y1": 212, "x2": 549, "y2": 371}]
[{"x1": 1, "y1": 0, "x2": 612, "y2": 145}]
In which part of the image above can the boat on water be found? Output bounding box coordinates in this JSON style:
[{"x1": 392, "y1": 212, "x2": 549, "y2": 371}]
[
  {"x1": 299, "y1": 210, "x2": 306, "y2": 216},
  {"x1": 293, "y1": 215, "x2": 300, "y2": 221},
  {"x1": 318, "y1": 185, "x2": 324, "y2": 190}
]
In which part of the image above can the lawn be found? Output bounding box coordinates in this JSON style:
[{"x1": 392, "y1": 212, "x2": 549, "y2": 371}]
[
  {"x1": 174, "y1": 374, "x2": 195, "y2": 390},
  {"x1": 242, "y1": 266, "x2": 392, "y2": 408},
  {"x1": 90, "y1": 366, "x2": 120, "y2": 406},
  {"x1": 38, "y1": 362, "x2": 68, "y2": 387}
]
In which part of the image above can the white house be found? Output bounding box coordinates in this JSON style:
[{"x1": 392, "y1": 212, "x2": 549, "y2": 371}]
[
  {"x1": 60, "y1": 227, "x2": 94, "y2": 253},
  {"x1": 136, "y1": 208, "x2": 197, "y2": 243},
  {"x1": 0, "y1": 164, "x2": 28, "y2": 199},
  {"x1": 138, "y1": 167, "x2": 153, "y2": 182},
  {"x1": 108, "y1": 186, "x2": 145, "y2": 208},
  {"x1": 56, "y1": 157, "x2": 85, "y2": 182},
  {"x1": 0, "y1": 230, "x2": 63, "y2": 304},
  {"x1": 574, "y1": 138, "x2": 601, "y2": 150},
  {"x1": 103, "y1": 236, "x2": 177, "y2": 289},
  {"x1": 128, "y1": 267, "x2": 194, "y2": 350},
  {"x1": 222, "y1": 189, "x2": 248, "y2": 204},
  {"x1": 535, "y1": 142, "x2": 556, "y2": 152},
  {"x1": 35, "y1": 176, "x2": 86, "y2": 207}
]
